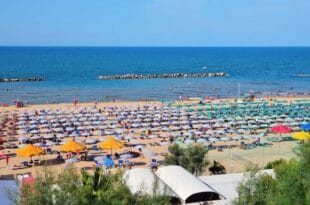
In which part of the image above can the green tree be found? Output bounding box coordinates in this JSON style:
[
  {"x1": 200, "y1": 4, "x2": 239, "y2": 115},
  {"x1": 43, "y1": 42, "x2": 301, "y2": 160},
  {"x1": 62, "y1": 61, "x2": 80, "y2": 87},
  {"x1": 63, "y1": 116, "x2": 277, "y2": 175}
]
[{"x1": 164, "y1": 143, "x2": 209, "y2": 176}]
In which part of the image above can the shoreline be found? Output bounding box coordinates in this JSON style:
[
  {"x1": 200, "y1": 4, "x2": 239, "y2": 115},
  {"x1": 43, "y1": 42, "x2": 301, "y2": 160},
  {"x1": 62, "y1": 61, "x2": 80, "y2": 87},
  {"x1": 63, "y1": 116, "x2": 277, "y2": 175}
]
[{"x1": 2, "y1": 94, "x2": 309, "y2": 109}]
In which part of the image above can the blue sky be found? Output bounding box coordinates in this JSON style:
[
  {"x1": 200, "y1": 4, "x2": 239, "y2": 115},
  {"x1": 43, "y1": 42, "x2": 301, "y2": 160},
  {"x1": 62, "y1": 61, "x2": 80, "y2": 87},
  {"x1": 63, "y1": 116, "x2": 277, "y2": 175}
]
[{"x1": 0, "y1": 0, "x2": 310, "y2": 46}]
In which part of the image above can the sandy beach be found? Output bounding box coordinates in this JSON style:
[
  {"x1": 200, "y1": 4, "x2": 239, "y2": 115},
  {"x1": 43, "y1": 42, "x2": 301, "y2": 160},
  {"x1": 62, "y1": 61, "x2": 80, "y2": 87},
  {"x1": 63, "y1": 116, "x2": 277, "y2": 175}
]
[{"x1": 0, "y1": 95, "x2": 309, "y2": 178}]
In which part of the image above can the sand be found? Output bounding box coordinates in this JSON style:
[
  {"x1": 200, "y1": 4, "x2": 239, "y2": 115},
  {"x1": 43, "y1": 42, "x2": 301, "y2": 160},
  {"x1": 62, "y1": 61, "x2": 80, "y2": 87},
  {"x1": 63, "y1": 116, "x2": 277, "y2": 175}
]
[{"x1": 0, "y1": 96, "x2": 308, "y2": 178}]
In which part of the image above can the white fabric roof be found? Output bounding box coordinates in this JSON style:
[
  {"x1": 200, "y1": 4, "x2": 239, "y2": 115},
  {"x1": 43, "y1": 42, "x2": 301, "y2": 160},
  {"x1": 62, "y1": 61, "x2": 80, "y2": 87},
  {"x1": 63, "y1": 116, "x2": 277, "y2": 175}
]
[
  {"x1": 155, "y1": 165, "x2": 220, "y2": 203},
  {"x1": 199, "y1": 169, "x2": 274, "y2": 203},
  {"x1": 123, "y1": 168, "x2": 170, "y2": 196}
]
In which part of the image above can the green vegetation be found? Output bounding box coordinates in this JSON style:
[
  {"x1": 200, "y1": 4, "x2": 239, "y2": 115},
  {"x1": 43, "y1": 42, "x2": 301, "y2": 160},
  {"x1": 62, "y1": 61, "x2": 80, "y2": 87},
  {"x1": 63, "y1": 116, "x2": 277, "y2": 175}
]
[
  {"x1": 264, "y1": 158, "x2": 287, "y2": 169},
  {"x1": 164, "y1": 143, "x2": 209, "y2": 176},
  {"x1": 234, "y1": 141, "x2": 310, "y2": 205},
  {"x1": 13, "y1": 166, "x2": 170, "y2": 205}
]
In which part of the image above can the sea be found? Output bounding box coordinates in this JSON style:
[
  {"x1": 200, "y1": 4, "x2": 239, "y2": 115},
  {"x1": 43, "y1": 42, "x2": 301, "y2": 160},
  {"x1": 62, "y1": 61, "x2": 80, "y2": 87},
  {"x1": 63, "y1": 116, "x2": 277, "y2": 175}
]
[{"x1": 0, "y1": 47, "x2": 309, "y2": 104}]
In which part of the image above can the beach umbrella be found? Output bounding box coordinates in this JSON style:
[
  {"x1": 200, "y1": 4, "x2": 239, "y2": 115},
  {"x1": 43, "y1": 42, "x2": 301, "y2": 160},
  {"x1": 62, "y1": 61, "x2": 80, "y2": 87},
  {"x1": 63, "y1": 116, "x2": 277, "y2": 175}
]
[
  {"x1": 98, "y1": 137, "x2": 123, "y2": 154},
  {"x1": 103, "y1": 158, "x2": 115, "y2": 167},
  {"x1": 56, "y1": 133, "x2": 66, "y2": 138},
  {"x1": 120, "y1": 153, "x2": 133, "y2": 159},
  {"x1": 30, "y1": 130, "x2": 39, "y2": 134},
  {"x1": 94, "y1": 156, "x2": 105, "y2": 163},
  {"x1": 18, "y1": 137, "x2": 30, "y2": 142},
  {"x1": 271, "y1": 125, "x2": 292, "y2": 154},
  {"x1": 271, "y1": 125, "x2": 292, "y2": 133},
  {"x1": 134, "y1": 144, "x2": 144, "y2": 150},
  {"x1": 124, "y1": 135, "x2": 133, "y2": 140},
  {"x1": 232, "y1": 136, "x2": 241, "y2": 140},
  {"x1": 184, "y1": 139, "x2": 194, "y2": 144},
  {"x1": 292, "y1": 131, "x2": 310, "y2": 141},
  {"x1": 59, "y1": 140, "x2": 86, "y2": 152},
  {"x1": 197, "y1": 138, "x2": 207, "y2": 143},
  {"x1": 66, "y1": 127, "x2": 75, "y2": 132},
  {"x1": 16, "y1": 144, "x2": 44, "y2": 157},
  {"x1": 85, "y1": 138, "x2": 98, "y2": 144},
  {"x1": 220, "y1": 136, "x2": 230, "y2": 141},
  {"x1": 31, "y1": 135, "x2": 42, "y2": 140},
  {"x1": 300, "y1": 123, "x2": 310, "y2": 131}
]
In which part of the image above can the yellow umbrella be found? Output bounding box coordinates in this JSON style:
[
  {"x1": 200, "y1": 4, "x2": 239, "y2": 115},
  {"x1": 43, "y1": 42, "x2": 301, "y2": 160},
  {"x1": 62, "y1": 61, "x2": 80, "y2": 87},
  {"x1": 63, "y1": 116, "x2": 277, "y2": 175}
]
[
  {"x1": 98, "y1": 137, "x2": 123, "y2": 153},
  {"x1": 292, "y1": 131, "x2": 310, "y2": 141},
  {"x1": 59, "y1": 140, "x2": 86, "y2": 152},
  {"x1": 16, "y1": 144, "x2": 44, "y2": 157}
]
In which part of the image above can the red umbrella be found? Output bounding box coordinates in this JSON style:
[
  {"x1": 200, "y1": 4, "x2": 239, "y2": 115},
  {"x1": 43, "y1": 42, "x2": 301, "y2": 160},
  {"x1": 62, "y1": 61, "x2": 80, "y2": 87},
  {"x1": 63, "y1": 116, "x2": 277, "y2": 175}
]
[
  {"x1": 271, "y1": 125, "x2": 292, "y2": 155},
  {"x1": 271, "y1": 125, "x2": 292, "y2": 133}
]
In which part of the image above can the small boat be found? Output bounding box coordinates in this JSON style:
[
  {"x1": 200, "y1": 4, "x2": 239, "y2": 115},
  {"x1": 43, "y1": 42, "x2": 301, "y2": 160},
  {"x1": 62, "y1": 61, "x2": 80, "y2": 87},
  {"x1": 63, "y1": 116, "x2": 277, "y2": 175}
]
[{"x1": 202, "y1": 66, "x2": 208, "y2": 69}]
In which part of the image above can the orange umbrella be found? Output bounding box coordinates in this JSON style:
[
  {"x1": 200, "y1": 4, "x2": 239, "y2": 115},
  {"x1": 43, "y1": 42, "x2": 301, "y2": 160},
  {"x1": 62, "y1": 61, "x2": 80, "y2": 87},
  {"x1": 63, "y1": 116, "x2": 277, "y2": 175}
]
[
  {"x1": 98, "y1": 137, "x2": 123, "y2": 154},
  {"x1": 59, "y1": 140, "x2": 86, "y2": 152},
  {"x1": 16, "y1": 144, "x2": 44, "y2": 157}
]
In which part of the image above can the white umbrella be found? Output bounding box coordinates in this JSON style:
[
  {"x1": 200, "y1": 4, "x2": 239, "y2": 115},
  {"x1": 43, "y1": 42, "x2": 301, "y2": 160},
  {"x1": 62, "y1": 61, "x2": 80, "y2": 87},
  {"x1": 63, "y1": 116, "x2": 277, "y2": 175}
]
[
  {"x1": 57, "y1": 133, "x2": 66, "y2": 138},
  {"x1": 66, "y1": 127, "x2": 75, "y2": 132},
  {"x1": 197, "y1": 138, "x2": 207, "y2": 143}
]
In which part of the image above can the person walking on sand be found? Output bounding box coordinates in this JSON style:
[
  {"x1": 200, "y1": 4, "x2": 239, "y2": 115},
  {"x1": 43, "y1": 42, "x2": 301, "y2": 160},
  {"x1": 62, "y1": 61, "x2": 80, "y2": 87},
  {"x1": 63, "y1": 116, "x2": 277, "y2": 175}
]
[
  {"x1": 6, "y1": 152, "x2": 9, "y2": 167},
  {"x1": 74, "y1": 98, "x2": 78, "y2": 107}
]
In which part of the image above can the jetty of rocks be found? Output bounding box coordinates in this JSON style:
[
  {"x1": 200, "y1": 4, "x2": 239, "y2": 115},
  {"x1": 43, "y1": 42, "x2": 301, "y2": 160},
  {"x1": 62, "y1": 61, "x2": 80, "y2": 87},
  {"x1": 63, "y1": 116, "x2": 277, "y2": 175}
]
[
  {"x1": 98, "y1": 72, "x2": 229, "y2": 80},
  {"x1": 0, "y1": 77, "x2": 47, "y2": 83}
]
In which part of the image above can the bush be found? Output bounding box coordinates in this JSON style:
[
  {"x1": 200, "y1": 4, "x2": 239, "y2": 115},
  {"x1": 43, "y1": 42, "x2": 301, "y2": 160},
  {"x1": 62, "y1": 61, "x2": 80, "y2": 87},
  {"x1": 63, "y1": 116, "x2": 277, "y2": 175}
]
[
  {"x1": 164, "y1": 143, "x2": 209, "y2": 176},
  {"x1": 264, "y1": 158, "x2": 287, "y2": 169},
  {"x1": 12, "y1": 165, "x2": 170, "y2": 205}
]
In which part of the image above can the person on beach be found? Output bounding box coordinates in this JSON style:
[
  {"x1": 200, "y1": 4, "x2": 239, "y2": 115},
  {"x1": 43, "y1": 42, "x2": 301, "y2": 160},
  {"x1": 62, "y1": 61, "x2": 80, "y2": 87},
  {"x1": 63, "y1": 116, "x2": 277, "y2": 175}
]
[
  {"x1": 74, "y1": 98, "x2": 78, "y2": 107},
  {"x1": 6, "y1": 154, "x2": 9, "y2": 167}
]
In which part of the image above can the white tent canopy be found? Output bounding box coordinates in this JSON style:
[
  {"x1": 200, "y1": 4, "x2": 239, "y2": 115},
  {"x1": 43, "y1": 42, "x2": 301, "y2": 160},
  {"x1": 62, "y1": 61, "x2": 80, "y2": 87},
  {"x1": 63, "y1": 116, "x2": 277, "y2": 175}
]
[
  {"x1": 155, "y1": 166, "x2": 220, "y2": 203},
  {"x1": 123, "y1": 168, "x2": 171, "y2": 196}
]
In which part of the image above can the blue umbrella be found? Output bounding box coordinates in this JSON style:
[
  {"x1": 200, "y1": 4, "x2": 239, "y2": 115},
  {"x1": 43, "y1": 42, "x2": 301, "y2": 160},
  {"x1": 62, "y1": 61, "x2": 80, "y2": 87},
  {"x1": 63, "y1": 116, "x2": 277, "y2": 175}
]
[
  {"x1": 104, "y1": 158, "x2": 115, "y2": 167},
  {"x1": 300, "y1": 123, "x2": 310, "y2": 131}
]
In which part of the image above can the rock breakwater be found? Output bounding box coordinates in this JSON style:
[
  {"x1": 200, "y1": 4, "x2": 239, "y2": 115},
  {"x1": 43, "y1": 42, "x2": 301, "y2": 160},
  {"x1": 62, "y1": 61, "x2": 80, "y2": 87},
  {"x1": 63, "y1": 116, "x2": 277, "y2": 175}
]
[
  {"x1": 0, "y1": 77, "x2": 47, "y2": 83},
  {"x1": 98, "y1": 72, "x2": 228, "y2": 80}
]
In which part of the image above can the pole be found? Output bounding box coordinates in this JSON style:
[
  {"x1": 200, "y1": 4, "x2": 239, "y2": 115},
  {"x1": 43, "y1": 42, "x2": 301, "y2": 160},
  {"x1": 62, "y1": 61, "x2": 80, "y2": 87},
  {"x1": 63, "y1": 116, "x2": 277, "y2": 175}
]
[{"x1": 238, "y1": 83, "x2": 241, "y2": 98}]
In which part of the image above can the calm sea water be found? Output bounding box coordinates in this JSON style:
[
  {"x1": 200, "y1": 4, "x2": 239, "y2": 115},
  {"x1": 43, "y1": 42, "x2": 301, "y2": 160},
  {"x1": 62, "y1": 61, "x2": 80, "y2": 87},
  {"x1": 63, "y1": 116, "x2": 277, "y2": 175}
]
[{"x1": 0, "y1": 47, "x2": 309, "y2": 104}]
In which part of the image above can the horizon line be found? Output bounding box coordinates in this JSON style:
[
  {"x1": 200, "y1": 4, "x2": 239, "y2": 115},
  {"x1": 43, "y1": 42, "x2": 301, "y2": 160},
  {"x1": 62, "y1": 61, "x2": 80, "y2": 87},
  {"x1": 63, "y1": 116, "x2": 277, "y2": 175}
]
[{"x1": 0, "y1": 45, "x2": 310, "y2": 48}]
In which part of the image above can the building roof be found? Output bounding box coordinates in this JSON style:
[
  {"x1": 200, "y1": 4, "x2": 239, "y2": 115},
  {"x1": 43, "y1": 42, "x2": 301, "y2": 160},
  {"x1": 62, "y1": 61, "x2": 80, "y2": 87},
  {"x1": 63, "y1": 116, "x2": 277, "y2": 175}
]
[
  {"x1": 156, "y1": 165, "x2": 220, "y2": 203},
  {"x1": 123, "y1": 168, "x2": 171, "y2": 196},
  {"x1": 199, "y1": 169, "x2": 274, "y2": 203}
]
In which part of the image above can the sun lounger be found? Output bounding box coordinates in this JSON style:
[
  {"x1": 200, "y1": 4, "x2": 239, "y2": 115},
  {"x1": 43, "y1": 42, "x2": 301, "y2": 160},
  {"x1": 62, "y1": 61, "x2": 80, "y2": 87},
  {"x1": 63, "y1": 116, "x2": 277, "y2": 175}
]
[
  {"x1": 11, "y1": 165, "x2": 25, "y2": 170},
  {"x1": 124, "y1": 159, "x2": 134, "y2": 167},
  {"x1": 118, "y1": 159, "x2": 124, "y2": 167},
  {"x1": 148, "y1": 159, "x2": 159, "y2": 170}
]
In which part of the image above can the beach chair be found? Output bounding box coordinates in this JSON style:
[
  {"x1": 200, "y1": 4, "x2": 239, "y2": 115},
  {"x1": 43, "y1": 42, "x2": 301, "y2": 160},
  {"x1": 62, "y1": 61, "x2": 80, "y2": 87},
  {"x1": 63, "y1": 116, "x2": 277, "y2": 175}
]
[
  {"x1": 46, "y1": 148, "x2": 52, "y2": 154},
  {"x1": 21, "y1": 161, "x2": 31, "y2": 167},
  {"x1": 124, "y1": 159, "x2": 134, "y2": 167},
  {"x1": 148, "y1": 159, "x2": 159, "y2": 170},
  {"x1": 34, "y1": 159, "x2": 40, "y2": 166},
  {"x1": 118, "y1": 159, "x2": 124, "y2": 167}
]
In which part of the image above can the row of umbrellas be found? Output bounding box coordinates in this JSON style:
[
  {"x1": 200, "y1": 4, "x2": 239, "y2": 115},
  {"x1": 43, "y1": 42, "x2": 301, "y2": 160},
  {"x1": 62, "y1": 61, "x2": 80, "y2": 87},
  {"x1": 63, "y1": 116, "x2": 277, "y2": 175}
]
[
  {"x1": 15, "y1": 123, "x2": 310, "y2": 157},
  {"x1": 16, "y1": 136, "x2": 124, "y2": 157}
]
